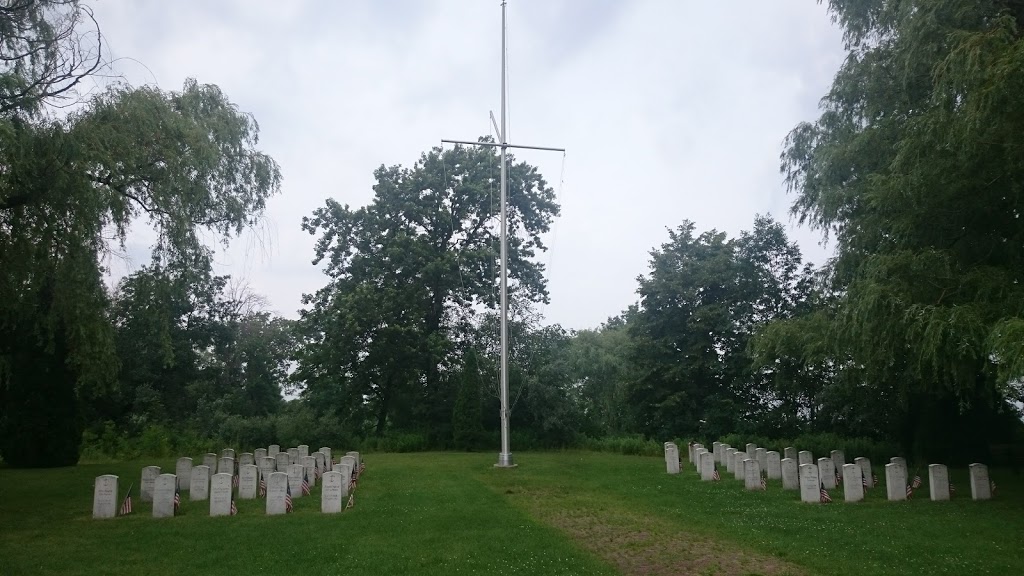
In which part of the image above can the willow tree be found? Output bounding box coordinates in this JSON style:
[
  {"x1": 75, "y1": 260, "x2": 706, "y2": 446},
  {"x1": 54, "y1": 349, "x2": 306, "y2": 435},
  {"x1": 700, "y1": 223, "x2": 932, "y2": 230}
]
[
  {"x1": 781, "y1": 0, "x2": 1024, "y2": 459},
  {"x1": 0, "y1": 2, "x2": 281, "y2": 466}
]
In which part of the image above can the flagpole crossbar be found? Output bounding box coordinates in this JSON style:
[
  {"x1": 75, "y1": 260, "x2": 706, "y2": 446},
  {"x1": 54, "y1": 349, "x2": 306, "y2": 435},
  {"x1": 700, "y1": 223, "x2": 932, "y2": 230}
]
[{"x1": 441, "y1": 139, "x2": 565, "y2": 153}]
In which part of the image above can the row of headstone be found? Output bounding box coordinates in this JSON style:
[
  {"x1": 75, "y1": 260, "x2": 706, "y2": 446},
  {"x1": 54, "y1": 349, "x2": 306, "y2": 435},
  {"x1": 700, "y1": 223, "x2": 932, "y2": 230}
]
[
  {"x1": 94, "y1": 447, "x2": 364, "y2": 518},
  {"x1": 667, "y1": 440, "x2": 994, "y2": 502}
]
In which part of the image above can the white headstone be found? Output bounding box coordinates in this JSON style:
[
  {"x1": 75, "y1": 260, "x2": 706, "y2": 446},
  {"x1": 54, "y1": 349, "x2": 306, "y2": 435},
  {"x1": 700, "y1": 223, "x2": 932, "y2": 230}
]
[
  {"x1": 734, "y1": 456, "x2": 748, "y2": 481},
  {"x1": 969, "y1": 463, "x2": 991, "y2": 500},
  {"x1": 175, "y1": 457, "x2": 192, "y2": 491},
  {"x1": 890, "y1": 456, "x2": 906, "y2": 468},
  {"x1": 855, "y1": 457, "x2": 873, "y2": 488},
  {"x1": 221, "y1": 448, "x2": 235, "y2": 461},
  {"x1": 314, "y1": 451, "x2": 327, "y2": 474},
  {"x1": 888, "y1": 458, "x2": 908, "y2": 495},
  {"x1": 254, "y1": 448, "x2": 268, "y2": 461},
  {"x1": 687, "y1": 442, "x2": 694, "y2": 463},
  {"x1": 287, "y1": 463, "x2": 306, "y2": 498},
  {"x1": 202, "y1": 453, "x2": 217, "y2": 470},
  {"x1": 885, "y1": 463, "x2": 907, "y2": 501},
  {"x1": 700, "y1": 451, "x2": 715, "y2": 481},
  {"x1": 766, "y1": 451, "x2": 782, "y2": 480},
  {"x1": 321, "y1": 471, "x2": 345, "y2": 513},
  {"x1": 339, "y1": 455, "x2": 356, "y2": 474},
  {"x1": 189, "y1": 465, "x2": 210, "y2": 500},
  {"x1": 843, "y1": 464, "x2": 863, "y2": 502},
  {"x1": 302, "y1": 455, "x2": 317, "y2": 487},
  {"x1": 798, "y1": 450, "x2": 813, "y2": 466},
  {"x1": 297, "y1": 444, "x2": 309, "y2": 458},
  {"x1": 92, "y1": 475, "x2": 119, "y2": 519},
  {"x1": 781, "y1": 458, "x2": 798, "y2": 490},
  {"x1": 266, "y1": 472, "x2": 289, "y2": 515},
  {"x1": 319, "y1": 447, "x2": 332, "y2": 471},
  {"x1": 799, "y1": 463, "x2": 820, "y2": 503},
  {"x1": 346, "y1": 451, "x2": 361, "y2": 470},
  {"x1": 817, "y1": 457, "x2": 837, "y2": 489},
  {"x1": 287, "y1": 447, "x2": 300, "y2": 462},
  {"x1": 141, "y1": 466, "x2": 161, "y2": 503},
  {"x1": 336, "y1": 463, "x2": 353, "y2": 495},
  {"x1": 239, "y1": 464, "x2": 259, "y2": 499},
  {"x1": 693, "y1": 448, "x2": 707, "y2": 471},
  {"x1": 152, "y1": 474, "x2": 177, "y2": 518},
  {"x1": 239, "y1": 452, "x2": 255, "y2": 467},
  {"x1": 928, "y1": 464, "x2": 949, "y2": 501},
  {"x1": 258, "y1": 457, "x2": 276, "y2": 484},
  {"x1": 210, "y1": 473, "x2": 233, "y2": 517},
  {"x1": 218, "y1": 457, "x2": 234, "y2": 476},
  {"x1": 268, "y1": 444, "x2": 280, "y2": 457},
  {"x1": 784, "y1": 446, "x2": 797, "y2": 461},
  {"x1": 275, "y1": 452, "x2": 290, "y2": 472},
  {"x1": 831, "y1": 450, "x2": 846, "y2": 480},
  {"x1": 725, "y1": 448, "x2": 737, "y2": 473},
  {"x1": 744, "y1": 459, "x2": 763, "y2": 490},
  {"x1": 755, "y1": 447, "x2": 768, "y2": 472},
  {"x1": 665, "y1": 444, "x2": 680, "y2": 474},
  {"x1": 745, "y1": 443, "x2": 757, "y2": 456},
  {"x1": 712, "y1": 442, "x2": 722, "y2": 463}
]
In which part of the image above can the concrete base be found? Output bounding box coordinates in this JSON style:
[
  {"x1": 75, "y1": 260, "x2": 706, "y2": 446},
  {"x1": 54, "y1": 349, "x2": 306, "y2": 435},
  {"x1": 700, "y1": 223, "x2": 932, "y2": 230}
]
[{"x1": 494, "y1": 453, "x2": 517, "y2": 468}]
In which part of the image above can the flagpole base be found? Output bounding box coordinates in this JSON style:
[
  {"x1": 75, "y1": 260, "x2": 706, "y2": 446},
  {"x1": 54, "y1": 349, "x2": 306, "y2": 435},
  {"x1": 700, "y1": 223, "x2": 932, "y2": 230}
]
[{"x1": 495, "y1": 453, "x2": 517, "y2": 468}]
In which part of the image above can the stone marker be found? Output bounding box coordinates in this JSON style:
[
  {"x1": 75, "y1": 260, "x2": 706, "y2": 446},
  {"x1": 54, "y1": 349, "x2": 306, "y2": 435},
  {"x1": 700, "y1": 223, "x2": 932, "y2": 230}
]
[
  {"x1": 221, "y1": 448, "x2": 235, "y2": 460},
  {"x1": 287, "y1": 447, "x2": 300, "y2": 462},
  {"x1": 302, "y1": 456, "x2": 317, "y2": 487},
  {"x1": 665, "y1": 444, "x2": 680, "y2": 474},
  {"x1": 175, "y1": 457, "x2": 192, "y2": 491},
  {"x1": 190, "y1": 465, "x2": 210, "y2": 500},
  {"x1": 275, "y1": 452, "x2": 290, "y2": 472},
  {"x1": 141, "y1": 466, "x2": 161, "y2": 502},
  {"x1": 340, "y1": 455, "x2": 356, "y2": 472},
  {"x1": 799, "y1": 463, "x2": 820, "y2": 503},
  {"x1": 700, "y1": 451, "x2": 715, "y2": 481},
  {"x1": 687, "y1": 442, "x2": 694, "y2": 463},
  {"x1": 969, "y1": 463, "x2": 991, "y2": 500},
  {"x1": 336, "y1": 462, "x2": 353, "y2": 493},
  {"x1": 319, "y1": 447, "x2": 333, "y2": 471},
  {"x1": 298, "y1": 444, "x2": 309, "y2": 458},
  {"x1": 218, "y1": 457, "x2": 234, "y2": 476},
  {"x1": 843, "y1": 464, "x2": 863, "y2": 502},
  {"x1": 239, "y1": 464, "x2": 258, "y2": 499},
  {"x1": 712, "y1": 441, "x2": 722, "y2": 463},
  {"x1": 885, "y1": 462, "x2": 907, "y2": 501},
  {"x1": 744, "y1": 459, "x2": 763, "y2": 490},
  {"x1": 766, "y1": 451, "x2": 782, "y2": 480},
  {"x1": 346, "y1": 451, "x2": 361, "y2": 470},
  {"x1": 798, "y1": 450, "x2": 813, "y2": 466},
  {"x1": 734, "y1": 455, "x2": 748, "y2": 481},
  {"x1": 153, "y1": 474, "x2": 177, "y2": 518},
  {"x1": 818, "y1": 457, "x2": 837, "y2": 490},
  {"x1": 258, "y1": 457, "x2": 276, "y2": 483},
  {"x1": 784, "y1": 446, "x2": 797, "y2": 461},
  {"x1": 321, "y1": 470, "x2": 344, "y2": 513},
  {"x1": 254, "y1": 448, "x2": 267, "y2": 461},
  {"x1": 202, "y1": 452, "x2": 217, "y2": 470},
  {"x1": 888, "y1": 458, "x2": 908, "y2": 493},
  {"x1": 745, "y1": 443, "x2": 757, "y2": 456},
  {"x1": 93, "y1": 475, "x2": 119, "y2": 519},
  {"x1": 268, "y1": 444, "x2": 280, "y2": 457},
  {"x1": 929, "y1": 464, "x2": 949, "y2": 501},
  {"x1": 855, "y1": 457, "x2": 873, "y2": 488},
  {"x1": 781, "y1": 458, "x2": 798, "y2": 490},
  {"x1": 266, "y1": 472, "x2": 289, "y2": 515},
  {"x1": 755, "y1": 447, "x2": 768, "y2": 472},
  {"x1": 725, "y1": 448, "x2": 737, "y2": 473},
  {"x1": 287, "y1": 464, "x2": 306, "y2": 498},
  {"x1": 831, "y1": 450, "x2": 846, "y2": 480},
  {"x1": 210, "y1": 473, "x2": 233, "y2": 517},
  {"x1": 314, "y1": 451, "x2": 327, "y2": 474},
  {"x1": 890, "y1": 456, "x2": 906, "y2": 469},
  {"x1": 693, "y1": 448, "x2": 707, "y2": 471},
  {"x1": 239, "y1": 452, "x2": 255, "y2": 467}
]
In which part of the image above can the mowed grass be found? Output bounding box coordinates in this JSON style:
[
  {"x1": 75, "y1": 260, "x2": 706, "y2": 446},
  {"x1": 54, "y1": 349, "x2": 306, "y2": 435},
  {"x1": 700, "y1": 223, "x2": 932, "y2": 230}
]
[{"x1": 1, "y1": 452, "x2": 1022, "y2": 576}]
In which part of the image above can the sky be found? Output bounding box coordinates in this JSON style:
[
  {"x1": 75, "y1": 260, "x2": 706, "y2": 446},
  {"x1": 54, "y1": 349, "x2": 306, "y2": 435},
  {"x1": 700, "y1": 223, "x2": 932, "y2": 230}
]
[{"x1": 89, "y1": 0, "x2": 847, "y2": 331}]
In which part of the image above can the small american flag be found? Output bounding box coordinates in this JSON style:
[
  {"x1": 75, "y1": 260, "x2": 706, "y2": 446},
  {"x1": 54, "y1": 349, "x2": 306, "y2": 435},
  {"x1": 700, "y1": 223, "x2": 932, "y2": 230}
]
[
  {"x1": 314, "y1": 461, "x2": 320, "y2": 480},
  {"x1": 835, "y1": 470, "x2": 842, "y2": 486},
  {"x1": 285, "y1": 484, "x2": 293, "y2": 513},
  {"x1": 760, "y1": 472, "x2": 767, "y2": 490},
  {"x1": 906, "y1": 484, "x2": 914, "y2": 499},
  {"x1": 950, "y1": 482, "x2": 956, "y2": 495},
  {"x1": 258, "y1": 474, "x2": 267, "y2": 498},
  {"x1": 232, "y1": 474, "x2": 239, "y2": 488},
  {"x1": 120, "y1": 484, "x2": 134, "y2": 515},
  {"x1": 912, "y1": 475, "x2": 922, "y2": 489},
  {"x1": 712, "y1": 465, "x2": 720, "y2": 481},
  {"x1": 873, "y1": 473, "x2": 879, "y2": 486},
  {"x1": 991, "y1": 480, "x2": 997, "y2": 496},
  {"x1": 862, "y1": 473, "x2": 868, "y2": 488},
  {"x1": 820, "y1": 482, "x2": 832, "y2": 503},
  {"x1": 346, "y1": 493, "x2": 354, "y2": 509},
  {"x1": 230, "y1": 497, "x2": 237, "y2": 516},
  {"x1": 301, "y1": 471, "x2": 311, "y2": 496},
  {"x1": 173, "y1": 486, "x2": 181, "y2": 512}
]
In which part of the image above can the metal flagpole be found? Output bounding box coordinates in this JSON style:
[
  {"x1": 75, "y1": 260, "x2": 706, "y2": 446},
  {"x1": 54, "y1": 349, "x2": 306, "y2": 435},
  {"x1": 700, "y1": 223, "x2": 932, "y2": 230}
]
[{"x1": 442, "y1": 0, "x2": 563, "y2": 469}]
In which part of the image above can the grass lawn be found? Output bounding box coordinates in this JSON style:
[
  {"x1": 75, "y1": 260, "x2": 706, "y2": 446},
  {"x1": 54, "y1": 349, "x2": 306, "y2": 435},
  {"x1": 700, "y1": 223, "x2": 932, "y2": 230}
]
[{"x1": 1, "y1": 452, "x2": 1021, "y2": 576}]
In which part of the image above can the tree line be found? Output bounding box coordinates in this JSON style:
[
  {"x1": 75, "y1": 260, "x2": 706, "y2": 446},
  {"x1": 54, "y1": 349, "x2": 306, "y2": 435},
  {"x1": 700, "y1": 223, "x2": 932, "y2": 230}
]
[{"x1": 2, "y1": 0, "x2": 1022, "y2": 467}]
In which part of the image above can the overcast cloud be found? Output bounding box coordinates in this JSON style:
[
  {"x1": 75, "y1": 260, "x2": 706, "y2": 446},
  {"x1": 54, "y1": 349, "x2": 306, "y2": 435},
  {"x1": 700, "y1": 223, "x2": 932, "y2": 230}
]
[{"x1": 89, "y1": 0, "x2": 846, "y2": 330}]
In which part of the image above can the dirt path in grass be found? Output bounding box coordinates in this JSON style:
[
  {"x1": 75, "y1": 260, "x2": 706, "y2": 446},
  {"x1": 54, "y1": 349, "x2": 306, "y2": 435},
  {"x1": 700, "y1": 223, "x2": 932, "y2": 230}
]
[{"x1": 500, "y1": 486, "x2": 806, "y2": 576}]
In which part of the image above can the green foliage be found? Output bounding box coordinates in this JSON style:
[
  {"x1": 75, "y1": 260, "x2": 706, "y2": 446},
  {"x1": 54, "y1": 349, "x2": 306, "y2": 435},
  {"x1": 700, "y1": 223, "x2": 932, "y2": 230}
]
[
  {"x1": 717, "y1": 432, "x2": 900, "y2": 467},
  {"x1": 452, "y1": 348, "x2": 486, "y2": 450}
]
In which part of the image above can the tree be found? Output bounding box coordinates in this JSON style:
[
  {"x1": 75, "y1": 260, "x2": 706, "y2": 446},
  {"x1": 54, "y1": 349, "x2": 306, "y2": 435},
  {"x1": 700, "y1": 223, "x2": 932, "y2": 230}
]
[
  {"x1": 296, "y1": 140, "x2": 558, "y2": 438},
  {"x1": 0, "y1": 4, "x2": 281, "y2": 465},
  {"x1": 452, "y1": 347, "x2": 485, "y2": 450},
  {"x1": 781, "y1": 0, "x2": 1024, "y2": 459}
]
